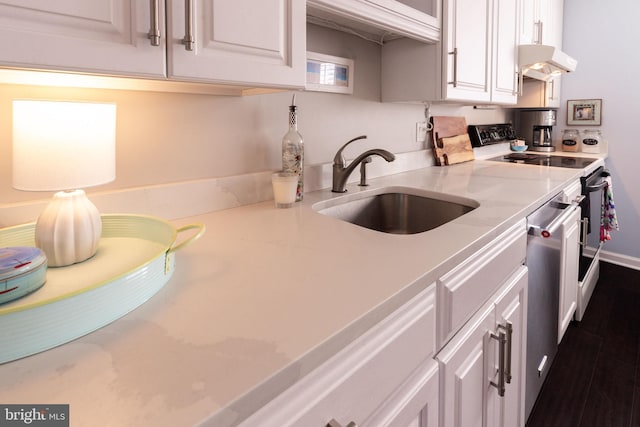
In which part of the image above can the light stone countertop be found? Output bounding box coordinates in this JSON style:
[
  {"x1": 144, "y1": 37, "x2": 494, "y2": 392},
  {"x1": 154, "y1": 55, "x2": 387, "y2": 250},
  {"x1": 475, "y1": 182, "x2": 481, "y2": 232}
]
[{"x1": 0, "y1": 155, "x2": 605, "y2": 427}]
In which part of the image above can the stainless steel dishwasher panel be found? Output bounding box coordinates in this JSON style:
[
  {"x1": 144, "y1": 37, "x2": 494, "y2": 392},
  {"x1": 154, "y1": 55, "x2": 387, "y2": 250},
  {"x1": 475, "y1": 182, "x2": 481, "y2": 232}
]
[{"x1": 524, "y1": 198, "x2": 566, "y2": 420}]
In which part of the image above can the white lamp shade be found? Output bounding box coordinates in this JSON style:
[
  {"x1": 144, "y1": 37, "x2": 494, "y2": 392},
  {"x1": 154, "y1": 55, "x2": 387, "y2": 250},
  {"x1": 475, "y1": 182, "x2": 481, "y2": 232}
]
[{"x1": 12, "y1": 100, "x2": 116, "y2": 191}]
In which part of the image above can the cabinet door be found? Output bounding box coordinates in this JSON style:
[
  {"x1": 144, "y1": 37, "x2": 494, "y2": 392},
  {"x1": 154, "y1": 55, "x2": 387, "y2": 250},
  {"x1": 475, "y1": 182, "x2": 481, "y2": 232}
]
[
  {"x1": 519, "y1": 0, "x2": 563, "y2": 46},
  {"x1": 444, "y1": 0, "x2": 491, "y2": 102},
  {"x1": 559, "y1": 206, "x2": 580, "y2": 342},
  {"x1": 545, "y1": 76, "x2": 561, "y2": 108},
  {"x1": 537, "y1": 0, "x2": 563, "y2": 46},
  {"x1": 438, "y1": 266, "x2": 528, "y2": 427},
  {"x1": 0, "y1": 0, "x2": 166, "y2": 77},
  {"x1": 518, "y1": 0, "x2": 537, "y2": 44},
  {"x1": 491, "y1": 0, "x2": 518, "y2": 104},
  {"x1": 168, "y1": 0, "x2": 305, "y2": 88},
  {"x1": 437, "y1": 302, "x2": 496, "y2": 427},
  {"x1": 364, "y1": 359, "x2": 439, "y2": 427},
  {"x1": 493, "y1": 266, "x2": 528, "y2": 427}
]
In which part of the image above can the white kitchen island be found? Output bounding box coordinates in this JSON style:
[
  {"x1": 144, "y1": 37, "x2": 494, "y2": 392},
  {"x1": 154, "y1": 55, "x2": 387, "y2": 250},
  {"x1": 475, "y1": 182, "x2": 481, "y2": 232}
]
[{"x1": 0, "y1": 155, "x2": 604, "y2": 426}]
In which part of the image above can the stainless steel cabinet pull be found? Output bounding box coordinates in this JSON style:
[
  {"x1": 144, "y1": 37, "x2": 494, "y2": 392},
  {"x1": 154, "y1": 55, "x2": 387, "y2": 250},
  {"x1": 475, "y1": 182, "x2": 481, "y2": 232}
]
[
  {"x1": 504, "y1": 322, "x2": 513, "y2": 383},
  {"x1": 448, "y1": 48, "x2": 458, "y2": 87},
  {"x1": 490, "y1": 329, "x2": 507, "y2": 397},
  {"x1": 327, "y1": 419, "x2": 357, "y2": 427},
  {"x1": 534, "y1": 20, "x2": 543, "y2": 44},
  {"x1": 182, "y1": 0, "x2": 195, "y2": 51},
  {"x1": 148, "y1": 0, "x2": 161, "y2": 46},
  {"x1": 549, "y1": 79, "x2": 556, "y2": 100}
]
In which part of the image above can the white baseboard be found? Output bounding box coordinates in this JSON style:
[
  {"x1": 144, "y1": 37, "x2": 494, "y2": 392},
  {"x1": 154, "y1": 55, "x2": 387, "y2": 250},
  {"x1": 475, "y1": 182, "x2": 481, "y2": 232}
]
[{"x1": 583, "y1": 246, "x2": 640, "y2": 271}]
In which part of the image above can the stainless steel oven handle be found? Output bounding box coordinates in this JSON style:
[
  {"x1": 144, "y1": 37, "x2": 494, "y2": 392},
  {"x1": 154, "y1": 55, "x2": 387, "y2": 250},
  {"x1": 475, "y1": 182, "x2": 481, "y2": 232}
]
[{"x1": 586, "y1": 180, "x2": 608, "y2": 192}]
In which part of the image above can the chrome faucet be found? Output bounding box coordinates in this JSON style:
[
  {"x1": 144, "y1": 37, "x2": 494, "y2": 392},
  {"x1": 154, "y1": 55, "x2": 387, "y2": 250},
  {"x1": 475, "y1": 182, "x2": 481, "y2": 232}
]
[{"x1": 332, "y1": 135, "x2": 395, "y2": 193}]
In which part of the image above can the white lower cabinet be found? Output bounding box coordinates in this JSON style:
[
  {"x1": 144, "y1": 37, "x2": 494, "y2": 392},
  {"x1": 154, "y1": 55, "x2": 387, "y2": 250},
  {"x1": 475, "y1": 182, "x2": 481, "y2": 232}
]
[
  {"x1": 242, "y1": 222, "x2": 528, "y2": 427},
  {"x1": 437, "y1": 266, "x2": 528, "y2": 427},
  {"x1": 239, "y1": 285, "x2": 437, "y2": 427},
  {"x1": 365, "y1": 358, "x2": 439, "y2": 426}
]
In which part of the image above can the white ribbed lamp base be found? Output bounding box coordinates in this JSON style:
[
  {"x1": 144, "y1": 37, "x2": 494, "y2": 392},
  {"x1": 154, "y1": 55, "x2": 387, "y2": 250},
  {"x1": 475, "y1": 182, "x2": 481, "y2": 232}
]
[{"x1": 35, "y1": 190, "x2": 102, "y2": 267}]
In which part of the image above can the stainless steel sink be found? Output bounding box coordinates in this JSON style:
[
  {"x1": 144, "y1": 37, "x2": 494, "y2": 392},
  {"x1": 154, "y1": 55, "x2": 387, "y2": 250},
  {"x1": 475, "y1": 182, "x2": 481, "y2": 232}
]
[{"x1": 314, "y1": 188, "x2": 478, "y2": 234}]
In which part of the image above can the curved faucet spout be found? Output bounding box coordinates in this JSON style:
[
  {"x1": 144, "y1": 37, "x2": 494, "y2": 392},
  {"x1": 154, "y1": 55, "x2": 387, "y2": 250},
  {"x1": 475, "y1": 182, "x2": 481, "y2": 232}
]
[{"x1": 332, "y1": 138, "x2": 395, "y2": 193}]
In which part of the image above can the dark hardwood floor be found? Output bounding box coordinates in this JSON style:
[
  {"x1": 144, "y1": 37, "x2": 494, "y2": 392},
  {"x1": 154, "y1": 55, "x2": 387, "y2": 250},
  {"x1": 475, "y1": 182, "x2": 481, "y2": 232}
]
[{"x1": 527, "y1": 261, "x2": 640, "y2": 427}]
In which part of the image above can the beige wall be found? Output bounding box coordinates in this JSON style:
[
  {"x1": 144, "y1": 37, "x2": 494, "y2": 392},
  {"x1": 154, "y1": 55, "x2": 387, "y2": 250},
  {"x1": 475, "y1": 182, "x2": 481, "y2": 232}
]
[{"x1": 0, "y1": 25, "x2": 510, "y2": 207}]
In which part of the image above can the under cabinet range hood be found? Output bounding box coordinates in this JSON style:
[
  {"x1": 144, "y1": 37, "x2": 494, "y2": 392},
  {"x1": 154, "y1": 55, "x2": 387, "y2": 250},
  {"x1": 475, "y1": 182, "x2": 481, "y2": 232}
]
[{"x1": 519, "y1": 44, "x2": 578, "y2": 81}]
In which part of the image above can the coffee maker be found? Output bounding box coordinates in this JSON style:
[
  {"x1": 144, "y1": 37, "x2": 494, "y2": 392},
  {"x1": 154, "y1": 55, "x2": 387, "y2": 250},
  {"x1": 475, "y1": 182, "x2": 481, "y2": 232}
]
[{"x1": 515, "y1": 109, "x2": 557, "y2": 152}]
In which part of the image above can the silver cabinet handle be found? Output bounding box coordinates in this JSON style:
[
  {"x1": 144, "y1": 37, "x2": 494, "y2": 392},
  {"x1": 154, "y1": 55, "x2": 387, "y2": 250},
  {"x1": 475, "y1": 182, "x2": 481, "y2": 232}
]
[
  {"x1": 534, "y1": 20, "x2": 543, "y2": 44},
  {"x1": 504, "y1": 321, "x2": 513, "y2": 383},
  {"x1": 327, "y1": 419, "x2": 357, "y2": 427},
  {"x1": 491, "y1": 321, "x2": 513, "y2": 397},
  {"x1": 148, "y1": 0, "x2": 161, "y2": 46},
  {"x1": 490, "y1": 328, "x2": 507, "y2": 397},
  {"x1": 549, "y1": 79, "x2": 556, "y2": 100},
  {"x1": 448, "y1": 48, "x2": 458, "y2": 87},
  {"x1": 182, "y1": 0, "x2": 195, "y2": 51}
]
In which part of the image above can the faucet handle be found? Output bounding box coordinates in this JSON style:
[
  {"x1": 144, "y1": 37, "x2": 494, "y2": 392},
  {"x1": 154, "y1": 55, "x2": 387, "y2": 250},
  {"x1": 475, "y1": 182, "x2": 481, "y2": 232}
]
[{"x1": 333, "y1": 135, "x2": 367, "y2": 167}]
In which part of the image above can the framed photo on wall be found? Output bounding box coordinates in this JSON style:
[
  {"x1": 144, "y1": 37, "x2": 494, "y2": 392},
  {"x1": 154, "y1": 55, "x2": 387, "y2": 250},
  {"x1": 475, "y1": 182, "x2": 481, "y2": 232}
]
[{"x1": 567, "y1": 99, "x2": 602, "y2": 126}]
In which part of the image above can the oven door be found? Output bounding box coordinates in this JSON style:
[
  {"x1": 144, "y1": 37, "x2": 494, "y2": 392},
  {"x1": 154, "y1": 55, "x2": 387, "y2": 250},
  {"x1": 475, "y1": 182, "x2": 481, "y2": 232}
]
[{"x1": 576, "y1": 166, "x2": 609, "y2": 321}]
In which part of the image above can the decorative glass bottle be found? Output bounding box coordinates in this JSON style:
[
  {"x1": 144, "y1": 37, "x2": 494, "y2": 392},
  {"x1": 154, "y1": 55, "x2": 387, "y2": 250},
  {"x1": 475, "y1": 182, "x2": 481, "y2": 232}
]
[{"x1": 282, "y1": 94, "x2": 304, "y2": 201}]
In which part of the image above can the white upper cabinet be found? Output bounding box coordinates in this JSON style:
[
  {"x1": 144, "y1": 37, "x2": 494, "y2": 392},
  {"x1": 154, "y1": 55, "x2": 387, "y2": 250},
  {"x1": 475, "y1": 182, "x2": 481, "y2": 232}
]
[
  {"x1": 0, "y1": 0, "x2": 166, "y2": 78},
  {"x1": 515, "y1": 0, "x2": 565, "y2": 107},
  {"x1": 382, "y1": 0, "x2": 518, "y2": 104},
  {"x1": 492, "y1": 0, "x2": 519, "y2": 104},
  {"x1": 169, "y1": 0, "x2": 306, "y2": 88},
  {"x1": 307, "y1": 0, "x2": 440, "y2": 43},
  {"x1": 0, "y1": 1, "x2": 306, "y2": 90},
  {"x1": 519, "y1": 0, "x2": 563, "y2": 47},
  {"x1": 444, "y1": 0, "x2": 492, "y2": 102}
]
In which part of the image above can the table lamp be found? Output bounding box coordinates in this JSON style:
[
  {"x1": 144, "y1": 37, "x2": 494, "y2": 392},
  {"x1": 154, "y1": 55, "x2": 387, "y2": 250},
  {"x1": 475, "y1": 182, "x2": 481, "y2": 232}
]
[{"x1": 12, "y1": 100, "x2": 116, "y2": 267}]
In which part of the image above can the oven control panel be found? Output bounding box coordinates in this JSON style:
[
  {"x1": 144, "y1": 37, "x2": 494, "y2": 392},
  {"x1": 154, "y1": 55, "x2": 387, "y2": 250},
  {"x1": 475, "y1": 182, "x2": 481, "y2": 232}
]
[{"x1": 468, "y1": 123, "x2": 516, "y2": 147}]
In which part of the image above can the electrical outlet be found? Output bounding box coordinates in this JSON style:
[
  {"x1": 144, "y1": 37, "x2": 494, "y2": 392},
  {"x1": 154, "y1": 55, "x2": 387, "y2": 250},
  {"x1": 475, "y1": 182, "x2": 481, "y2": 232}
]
[{"x1": 416, "y1": 121, "x2": 428, "y2": 143}]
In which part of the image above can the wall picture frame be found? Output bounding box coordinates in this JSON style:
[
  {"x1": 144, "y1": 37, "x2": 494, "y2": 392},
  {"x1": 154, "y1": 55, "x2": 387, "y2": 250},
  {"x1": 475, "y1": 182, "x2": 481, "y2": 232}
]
[
  {"x1": 305, "y1": 52, "x2": 354, "y2": 95},
  {"x1": 567, "y1": 99, "x2": 602, "y2": 126}
]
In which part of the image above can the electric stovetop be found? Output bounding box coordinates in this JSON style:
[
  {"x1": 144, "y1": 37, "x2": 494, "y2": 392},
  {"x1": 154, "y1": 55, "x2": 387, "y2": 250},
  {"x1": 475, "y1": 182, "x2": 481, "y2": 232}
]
[{"x1": 488, "y1": 153, "x2": 599, "y2": 169}]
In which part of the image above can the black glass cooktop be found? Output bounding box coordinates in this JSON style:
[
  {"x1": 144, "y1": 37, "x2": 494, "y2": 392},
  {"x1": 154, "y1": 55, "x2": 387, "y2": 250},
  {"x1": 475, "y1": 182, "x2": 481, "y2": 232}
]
[{"x1": 488, "y1": 153, "x2": 599, "y2": 169}]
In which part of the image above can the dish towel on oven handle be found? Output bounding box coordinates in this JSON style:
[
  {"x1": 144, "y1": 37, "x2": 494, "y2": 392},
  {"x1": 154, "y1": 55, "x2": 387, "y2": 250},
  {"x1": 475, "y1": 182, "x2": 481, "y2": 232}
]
[{"x1": 600, "y1": 175, "x2": 619, "y2": 241}]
